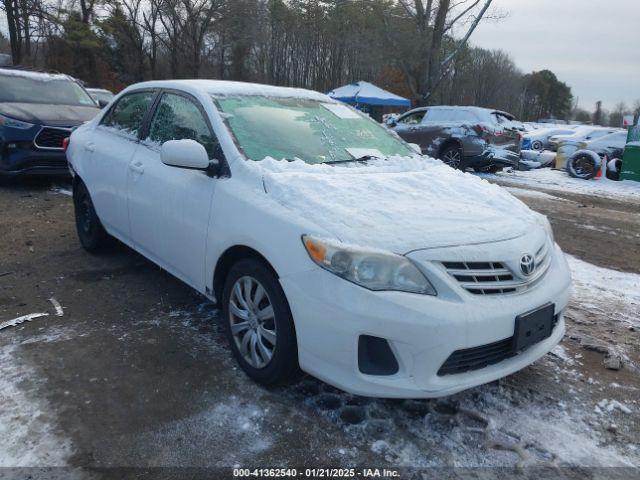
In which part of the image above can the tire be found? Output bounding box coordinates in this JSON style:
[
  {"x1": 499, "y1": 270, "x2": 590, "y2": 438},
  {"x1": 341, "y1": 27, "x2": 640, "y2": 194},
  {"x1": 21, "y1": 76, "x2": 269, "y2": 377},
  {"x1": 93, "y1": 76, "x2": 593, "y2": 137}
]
[
  {"x1": 221, "y1": 258, "x2": 299, "y2": 386},
  {"x1": 531, "y1": 140, "x2": 544, "y2": 151},
  {"x1": 473, "y1": 165, "x2": 502, "y2": 173},
  {"x1": 566, "y1": 150, "x2": 600, "y2": 180},
  {"x1": 439, "y1": 144, "x2": 463, "y2": 169},
  {"x1": 73, "y1": 180, "x2": 109, "y2": 252}
]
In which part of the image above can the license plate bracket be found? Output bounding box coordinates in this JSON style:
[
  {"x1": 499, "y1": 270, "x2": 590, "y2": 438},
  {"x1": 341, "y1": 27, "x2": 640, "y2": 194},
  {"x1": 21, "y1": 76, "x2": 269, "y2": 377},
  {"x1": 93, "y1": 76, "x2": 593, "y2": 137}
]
[{"x1": 513, "y1": 303, "x2": 554, "y2": 352}]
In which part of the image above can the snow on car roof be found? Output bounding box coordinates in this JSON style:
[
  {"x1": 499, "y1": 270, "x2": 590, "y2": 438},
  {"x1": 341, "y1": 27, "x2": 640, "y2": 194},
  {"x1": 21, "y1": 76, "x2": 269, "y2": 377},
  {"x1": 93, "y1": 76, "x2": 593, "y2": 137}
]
[
  {"x1": 123, "y1": 79, "x2": 333, "y2": 102},
  {"x1": 0, "y1": 67, "x2": 72, "y2": 82}
]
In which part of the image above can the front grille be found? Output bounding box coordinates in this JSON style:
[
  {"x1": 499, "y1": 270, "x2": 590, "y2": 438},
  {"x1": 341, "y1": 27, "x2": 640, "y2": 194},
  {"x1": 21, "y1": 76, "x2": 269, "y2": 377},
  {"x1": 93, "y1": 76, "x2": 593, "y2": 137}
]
[
  {"x1": 438, "y1": 314, "x2": 560, "y2": 375},
  {"x1": 442, "y1": 241, "x2": 552, "y2": 296},
  {"x1": 34, "y1": 126, "x2": 73, "y2": 150}
]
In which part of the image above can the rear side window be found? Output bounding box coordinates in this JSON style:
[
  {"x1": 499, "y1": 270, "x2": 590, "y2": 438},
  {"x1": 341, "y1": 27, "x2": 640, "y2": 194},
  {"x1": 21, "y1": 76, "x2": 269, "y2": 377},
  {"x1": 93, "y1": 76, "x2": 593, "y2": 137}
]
[
  {"x1": 424, "y1": 109, "x2": 455, "y2": 122},
  {"x1": 147, "y1": 92, "x2": 220, "y2": 158},
  {"x1": 101, "y1": 91, "x2": 155, "y2": 136}
]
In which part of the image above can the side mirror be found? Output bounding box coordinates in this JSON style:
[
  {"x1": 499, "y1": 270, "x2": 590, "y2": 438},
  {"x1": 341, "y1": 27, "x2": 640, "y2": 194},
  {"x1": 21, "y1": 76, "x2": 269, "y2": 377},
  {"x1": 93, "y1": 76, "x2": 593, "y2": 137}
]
[
  {"x1": 98, "y1": 99, "x2": 109, "y2": 108},
  {"x1": 408, "y1": 143, "x2": 422, "y2": 154},
  {"x1": 387, "y1": 118, "x2": 397, "y2": 127},
  {"x1": 161, "y1": 139, "x2": 210, "y2": 170}
]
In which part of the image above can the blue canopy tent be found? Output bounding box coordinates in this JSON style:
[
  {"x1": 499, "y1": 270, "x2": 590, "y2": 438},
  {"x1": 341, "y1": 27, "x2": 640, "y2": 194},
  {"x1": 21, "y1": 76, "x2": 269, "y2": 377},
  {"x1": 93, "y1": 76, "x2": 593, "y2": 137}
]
[{"x1": 327, "y1": 81, "x2": 411, "y2": 107}]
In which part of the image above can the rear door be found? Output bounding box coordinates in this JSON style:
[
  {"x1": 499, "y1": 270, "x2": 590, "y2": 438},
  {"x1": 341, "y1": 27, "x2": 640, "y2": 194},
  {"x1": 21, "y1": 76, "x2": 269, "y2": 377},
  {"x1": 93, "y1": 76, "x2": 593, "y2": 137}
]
[
  {"x1": 82, "y1": 90, "x2": 156, "y2": 241},
  {"x1": 489, "y1": 112, "x2": 521, "y2": 153},
  {"x1": 127, "y1": 90, "x2": 224, "y2": 288},
  {"x1": 420, "y1": 108, "x2": 456, "y2": 155}
]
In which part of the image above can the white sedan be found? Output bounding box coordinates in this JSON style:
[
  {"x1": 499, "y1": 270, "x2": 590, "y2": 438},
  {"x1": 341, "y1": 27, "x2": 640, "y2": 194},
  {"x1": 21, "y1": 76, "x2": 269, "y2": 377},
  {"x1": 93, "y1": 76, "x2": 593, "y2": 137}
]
[{"x1": 66, "y1": 80, "x2": 572, "y2": 398}]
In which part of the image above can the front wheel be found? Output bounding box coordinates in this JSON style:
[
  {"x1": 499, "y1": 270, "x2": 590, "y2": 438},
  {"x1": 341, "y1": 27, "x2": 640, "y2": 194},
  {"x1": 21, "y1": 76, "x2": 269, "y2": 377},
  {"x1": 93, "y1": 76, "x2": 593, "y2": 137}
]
[
  {"x1": 222, "y1": 258, "x2": 299, "y2": 385},
  {"x1": 439, "y1": 145, "x2": 463, "y2": 169},
  {"x1": 73, "y1": 180, "x2": 109, "y2": 252}
]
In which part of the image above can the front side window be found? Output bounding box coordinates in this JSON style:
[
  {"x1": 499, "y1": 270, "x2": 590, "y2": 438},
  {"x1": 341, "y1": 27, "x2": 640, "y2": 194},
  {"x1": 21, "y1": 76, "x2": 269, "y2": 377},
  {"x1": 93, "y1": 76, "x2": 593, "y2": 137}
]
[
  {"x1": 215, "y1": 95, "x2": 413, "y2": 164},
  {"x1": 101, "y1": 91, "x2": 155, "y2": 136},
  {"x1": 147, "y1": 93, "x2": 219, "y2": 158},
  {"x1": 398, "y1": 111, "x2": 425, "y2": 125},
  {"x1": 0, "y1": 72, "x2": 96, "y2": 106}
]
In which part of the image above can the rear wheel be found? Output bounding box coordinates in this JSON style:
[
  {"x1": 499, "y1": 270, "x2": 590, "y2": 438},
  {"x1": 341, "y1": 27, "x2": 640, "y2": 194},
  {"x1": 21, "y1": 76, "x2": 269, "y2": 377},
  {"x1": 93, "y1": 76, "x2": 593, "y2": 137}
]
[
  {"x1": 73, "y1": 180, "x2": 109, "y2": 252},
  {"x1": 531, "y1": 140, "x2": 544, "y2": 151},
  {"x1": 439, "y1": 145, "x2": 463, "y2": 169},
  {"x1": 222, "y1": 258, "x2": 299, "y2": 385}
]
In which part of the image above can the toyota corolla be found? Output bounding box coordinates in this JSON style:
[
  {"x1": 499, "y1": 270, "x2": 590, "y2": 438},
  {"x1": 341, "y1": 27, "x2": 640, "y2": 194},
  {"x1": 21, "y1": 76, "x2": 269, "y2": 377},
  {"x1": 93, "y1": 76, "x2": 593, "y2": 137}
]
[{"x1": 66, "y1": 80, "x2": 572, "y2": 398}]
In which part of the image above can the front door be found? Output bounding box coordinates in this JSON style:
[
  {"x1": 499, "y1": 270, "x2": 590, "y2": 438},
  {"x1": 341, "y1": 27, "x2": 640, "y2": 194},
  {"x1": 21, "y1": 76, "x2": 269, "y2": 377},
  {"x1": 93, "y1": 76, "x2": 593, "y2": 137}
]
[
  {"x1": 127, "y1": 91, "x2": 223, "y2": 288},
  {"x1": 394, "y1": 110, "x2": 427, "y2": 148}
]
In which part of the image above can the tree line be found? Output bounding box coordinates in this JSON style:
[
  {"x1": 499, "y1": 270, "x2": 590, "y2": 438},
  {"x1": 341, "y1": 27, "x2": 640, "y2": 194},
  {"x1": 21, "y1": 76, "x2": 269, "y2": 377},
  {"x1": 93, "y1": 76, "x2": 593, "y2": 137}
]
[{"x1": 1, "y1": 0, "x2": 631, "y2": 125}]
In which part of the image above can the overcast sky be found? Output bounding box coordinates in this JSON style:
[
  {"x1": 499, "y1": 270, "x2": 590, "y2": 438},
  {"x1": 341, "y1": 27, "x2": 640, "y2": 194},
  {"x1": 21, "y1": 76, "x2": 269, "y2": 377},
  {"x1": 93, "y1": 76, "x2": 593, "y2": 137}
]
[{"x1": 471, "y1": 0, "x2": 640, "y2": 112}]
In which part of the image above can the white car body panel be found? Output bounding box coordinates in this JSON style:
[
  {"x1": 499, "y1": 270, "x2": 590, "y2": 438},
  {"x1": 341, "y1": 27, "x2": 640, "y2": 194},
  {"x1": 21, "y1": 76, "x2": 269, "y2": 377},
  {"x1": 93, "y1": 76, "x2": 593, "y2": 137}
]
[{"x1": 67, "y1": 80, "x2": 573, "y2": 398}]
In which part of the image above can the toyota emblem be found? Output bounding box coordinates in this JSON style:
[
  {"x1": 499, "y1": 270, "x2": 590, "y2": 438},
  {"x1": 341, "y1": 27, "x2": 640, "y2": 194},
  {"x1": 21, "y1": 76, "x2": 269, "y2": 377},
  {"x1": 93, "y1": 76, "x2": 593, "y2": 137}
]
[{"x1": 520, "y1": 254, "x2": 535, "y2": 276}]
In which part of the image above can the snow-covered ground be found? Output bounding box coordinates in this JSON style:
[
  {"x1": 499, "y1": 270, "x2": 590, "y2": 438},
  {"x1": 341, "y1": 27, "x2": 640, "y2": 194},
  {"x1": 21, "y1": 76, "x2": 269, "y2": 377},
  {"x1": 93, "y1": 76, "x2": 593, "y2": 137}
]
[
  {"x1": 0, "y1": 327, "x2": 75, "y2": 467},
  {"x1": 480, "y1": 168, "x2": 640, "y2": 201},
  {"x1": 1, "y1": 255, "x2": 638, "y2": 470}
]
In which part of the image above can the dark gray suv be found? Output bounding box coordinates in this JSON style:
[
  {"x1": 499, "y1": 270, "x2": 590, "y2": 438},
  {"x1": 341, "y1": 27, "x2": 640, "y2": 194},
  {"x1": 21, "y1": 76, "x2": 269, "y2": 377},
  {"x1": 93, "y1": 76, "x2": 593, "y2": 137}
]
[{"x1": 388, "y1": 106, "x2": 522, "y2": 171}]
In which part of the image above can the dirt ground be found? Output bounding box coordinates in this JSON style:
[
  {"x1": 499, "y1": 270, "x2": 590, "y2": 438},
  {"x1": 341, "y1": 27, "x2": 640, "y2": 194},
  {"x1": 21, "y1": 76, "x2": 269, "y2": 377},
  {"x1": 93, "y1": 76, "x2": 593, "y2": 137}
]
[{"x1": 0, "y1": 176, "x2": 639, "y2": 479}]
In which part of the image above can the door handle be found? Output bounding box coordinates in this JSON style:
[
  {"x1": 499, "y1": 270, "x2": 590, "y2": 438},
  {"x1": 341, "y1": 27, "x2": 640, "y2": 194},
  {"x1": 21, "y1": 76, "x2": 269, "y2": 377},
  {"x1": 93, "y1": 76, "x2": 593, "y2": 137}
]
[
  {"x1": 85, "y1": 142, "x2": 95, "y2": 153},
  {"x1": 129, "y1": 161, "x2": 144, "y2": 174}
]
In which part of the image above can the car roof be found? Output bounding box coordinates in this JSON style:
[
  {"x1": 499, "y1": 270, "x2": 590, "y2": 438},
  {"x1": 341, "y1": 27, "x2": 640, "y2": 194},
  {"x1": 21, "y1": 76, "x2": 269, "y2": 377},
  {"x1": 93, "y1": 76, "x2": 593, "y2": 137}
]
[
  {"x1": 122, "y1": 79, "x2": 332, "y2": 103},
  {"x1": 402, "y1": 105, "x2": 515, "y2": 119},
  {"x1": 0, "y1": 66, "x2": 73, "y2": 82},
  {"x1": 87, "y1": 88, "x2": 113, "y2": 93}
]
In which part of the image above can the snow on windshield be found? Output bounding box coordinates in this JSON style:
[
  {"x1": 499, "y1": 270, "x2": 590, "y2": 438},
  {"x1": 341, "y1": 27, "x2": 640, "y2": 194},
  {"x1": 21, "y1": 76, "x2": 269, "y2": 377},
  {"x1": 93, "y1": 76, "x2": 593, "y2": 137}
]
[
  {"x1": 0, "y1": 70, "x2": 96, "y2": 106},
  {"x1": 214, "y1": 95, "x2": 413, "y2": 164}
]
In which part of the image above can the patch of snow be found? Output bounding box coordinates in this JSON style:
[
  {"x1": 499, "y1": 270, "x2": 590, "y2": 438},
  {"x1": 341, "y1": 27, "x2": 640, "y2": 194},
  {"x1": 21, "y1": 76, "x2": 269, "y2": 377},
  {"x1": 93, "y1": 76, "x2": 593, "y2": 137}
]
[
  {"x1": 505, "y1": 186, "x2": 569, "y2": 201},
  {"x1": 0, "y1": 313, "x2": 48, "y2": 331},
  {"x1": 479, "y1": 168, "x2": 640, "y2": 201},
  {"x1": 0, "y1": 342, "x2": 72, "y2": 466},
  {"x1": 244, "y1": 155, "x2": 539, "y2": 253},
  {"x1": 597, "y1": 399, "x2": 632, "y2": 415},
  {"x1": 567, "y1": 256, "x2": 640, "y2": 324},
  {"x1": 0, "y1": 69, "x2": 71, "y2": 82},
  {"x1": 49, "y1": 185, "x2": 72, "y2": 196}
]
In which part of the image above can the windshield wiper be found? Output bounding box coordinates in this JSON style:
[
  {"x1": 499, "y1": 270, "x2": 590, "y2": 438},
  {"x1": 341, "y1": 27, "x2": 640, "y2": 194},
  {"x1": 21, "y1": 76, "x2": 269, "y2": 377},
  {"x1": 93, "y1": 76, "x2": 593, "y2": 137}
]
[{"x1": 326, "y1": 155, "x2": 380, "y2": 165}]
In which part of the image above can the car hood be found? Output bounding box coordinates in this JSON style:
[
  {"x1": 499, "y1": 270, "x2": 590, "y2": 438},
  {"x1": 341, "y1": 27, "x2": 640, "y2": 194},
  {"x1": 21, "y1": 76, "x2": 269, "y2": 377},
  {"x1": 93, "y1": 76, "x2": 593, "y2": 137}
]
[
  {"x1": 0, "y1": 102, "x2": 99, "y2": 126},
  {"x1": 250, "y1": 156, "x2": 540, "y2": 253}
]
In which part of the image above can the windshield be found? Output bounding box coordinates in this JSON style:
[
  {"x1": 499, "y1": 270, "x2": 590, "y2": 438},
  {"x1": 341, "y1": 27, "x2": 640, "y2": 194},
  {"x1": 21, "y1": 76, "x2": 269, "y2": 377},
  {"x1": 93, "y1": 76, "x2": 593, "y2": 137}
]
[
  {"x1": 214, "y1": 95, "x2": 413, "y2": 164},
  {"x1": 0, "y1": 74, "x2": 96, "y2": 106},
  {"x1": 89, "y1": 91, "x2": 114, "y2": 104}
]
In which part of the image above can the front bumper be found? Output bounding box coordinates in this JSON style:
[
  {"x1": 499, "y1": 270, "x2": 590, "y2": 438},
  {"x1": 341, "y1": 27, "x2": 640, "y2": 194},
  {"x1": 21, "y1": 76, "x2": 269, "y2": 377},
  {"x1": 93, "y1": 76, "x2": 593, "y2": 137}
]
[
  {"x1": 1, "y1": 126, "x2": 71, "y2": 176},
  {"x1": 463, "y1": 149, "x2": 520, "y2": 170},
  {"x1": 281, "y1": 242, "x2": 572, "y2": 399}
]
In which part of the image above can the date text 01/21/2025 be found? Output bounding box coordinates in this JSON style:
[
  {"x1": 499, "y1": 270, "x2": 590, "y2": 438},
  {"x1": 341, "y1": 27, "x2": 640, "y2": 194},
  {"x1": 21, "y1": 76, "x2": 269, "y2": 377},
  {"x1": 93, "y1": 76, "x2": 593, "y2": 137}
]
[{"x1": 232, "y1": 468, "x2": 401, "y2": 478}]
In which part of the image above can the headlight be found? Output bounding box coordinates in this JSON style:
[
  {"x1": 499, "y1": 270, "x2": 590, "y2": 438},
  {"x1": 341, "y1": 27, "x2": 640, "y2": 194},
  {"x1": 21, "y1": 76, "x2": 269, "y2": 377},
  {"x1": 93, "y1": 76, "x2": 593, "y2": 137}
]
[
  {"x1": 302, "y1": 236, "x2": 436, "y2": 295},
  {"x1": 0, "y1": 114, "x2": 35, "y2": 130},
  {"x1": 535, "y1": 214, "x2": 555, "y2": 244}
]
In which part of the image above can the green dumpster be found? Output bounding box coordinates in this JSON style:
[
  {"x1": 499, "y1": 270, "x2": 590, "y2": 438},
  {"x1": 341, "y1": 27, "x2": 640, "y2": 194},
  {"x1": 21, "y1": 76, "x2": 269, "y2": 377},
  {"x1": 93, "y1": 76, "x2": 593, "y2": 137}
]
[{"x1": 621, "y1": 125, "x2": 640, "y2": 182}]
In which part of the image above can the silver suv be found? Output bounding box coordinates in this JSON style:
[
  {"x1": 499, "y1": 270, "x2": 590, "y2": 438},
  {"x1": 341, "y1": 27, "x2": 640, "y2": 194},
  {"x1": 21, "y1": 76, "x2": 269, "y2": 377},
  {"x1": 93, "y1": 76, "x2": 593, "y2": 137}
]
[{"x1": 389, "y1": 106, "x2": 522, "y2": 172}]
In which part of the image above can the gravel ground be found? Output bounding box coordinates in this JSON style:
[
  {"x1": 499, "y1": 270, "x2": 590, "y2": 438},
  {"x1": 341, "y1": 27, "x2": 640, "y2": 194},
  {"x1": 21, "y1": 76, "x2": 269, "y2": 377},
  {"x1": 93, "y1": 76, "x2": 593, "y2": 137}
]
[{"x1": 0, "y1": 175, "x2": 639, "y2": 479}]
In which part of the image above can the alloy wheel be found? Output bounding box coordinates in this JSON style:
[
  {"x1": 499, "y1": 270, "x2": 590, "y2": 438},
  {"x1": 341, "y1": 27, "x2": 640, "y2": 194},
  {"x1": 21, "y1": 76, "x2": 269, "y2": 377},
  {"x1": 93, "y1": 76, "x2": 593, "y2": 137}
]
[
  {"x1": 574, "y1": 156, "x2": 595, "y2": 177},
  {"x1": 228, "y1": 276, "x2": 277, "y2": 369},
  {"x1": 442, "y1": 148, "x2": 462, "y2": 169}
]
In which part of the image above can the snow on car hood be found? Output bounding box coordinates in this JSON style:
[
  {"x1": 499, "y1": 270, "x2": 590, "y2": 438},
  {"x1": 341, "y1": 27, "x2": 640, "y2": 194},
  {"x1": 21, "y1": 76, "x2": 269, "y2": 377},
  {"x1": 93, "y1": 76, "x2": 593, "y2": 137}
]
[{"x1": 245, "y1": 155, "x2": 539, "y2": 253}]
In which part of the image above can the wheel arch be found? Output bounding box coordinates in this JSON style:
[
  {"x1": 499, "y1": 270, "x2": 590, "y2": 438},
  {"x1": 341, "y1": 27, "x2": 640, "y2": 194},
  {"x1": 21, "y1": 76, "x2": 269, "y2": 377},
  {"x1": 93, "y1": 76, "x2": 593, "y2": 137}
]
[
  {"x1": 213, "y1": 245, "x2": 279, "y2": 302},
  {"x1": 438, "y1": 137, "x2": 464, "y2": 158}
]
